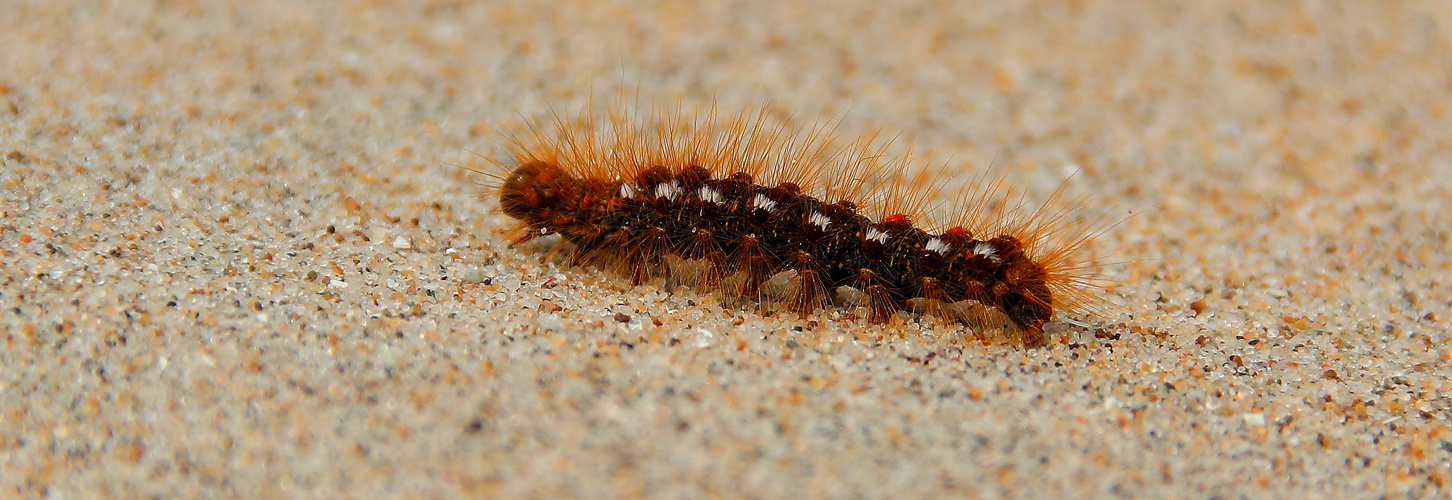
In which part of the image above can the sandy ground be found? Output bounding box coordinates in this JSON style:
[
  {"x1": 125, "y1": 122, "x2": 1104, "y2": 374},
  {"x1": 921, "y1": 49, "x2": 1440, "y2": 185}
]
[{"x1": 2, "y1": 1, "x2": 1450, "y2": 497}]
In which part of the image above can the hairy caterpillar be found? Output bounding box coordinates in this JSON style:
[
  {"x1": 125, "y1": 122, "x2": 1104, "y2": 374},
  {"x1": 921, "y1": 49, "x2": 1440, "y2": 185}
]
[{"x1": 477, "y1": 104, "x2": 1110, "y2": 346}]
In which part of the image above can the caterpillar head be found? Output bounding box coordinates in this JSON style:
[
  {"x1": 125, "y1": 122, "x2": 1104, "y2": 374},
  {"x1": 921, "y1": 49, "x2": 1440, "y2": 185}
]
[{"x1": 499, "y1": 161, "x2": 571, "y2": 226}]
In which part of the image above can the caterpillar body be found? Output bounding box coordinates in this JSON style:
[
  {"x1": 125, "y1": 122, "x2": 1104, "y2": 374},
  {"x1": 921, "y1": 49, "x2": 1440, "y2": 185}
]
[{"x1": 483, "y1": 105, "x2": 1107, "y2": 346}]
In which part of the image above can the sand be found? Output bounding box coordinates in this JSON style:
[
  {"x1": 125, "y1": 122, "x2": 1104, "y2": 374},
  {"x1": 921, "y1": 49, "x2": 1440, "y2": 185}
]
[{"x1": 2, "y1": 1, "x2": 1449, "y2": 497}]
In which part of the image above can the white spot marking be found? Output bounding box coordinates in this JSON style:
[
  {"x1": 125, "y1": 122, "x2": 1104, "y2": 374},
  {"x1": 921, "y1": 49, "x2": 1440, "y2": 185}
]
[
  {"x1": 618, "y1": 183, "x2": 639, "y2": 199},
  {"x1": 925, "y1": 237, "x2": 950, "y2": 254},
  {"x1": 698, "y1": 186, "x2": 724, "y2": 205},
  {"x1": 752, "y1": 193, "x2": 777, "y2": 213},
  {"x1": 808, "y1": 211, "x2": 831, "y2": 229},
  {"x1": 973, "y1": 242, "x2": 1000, "y2": 263},
  {"x1": 654, "y1": 181, "x2": 681, "y2": 202},
  {"x1": 865, "y1": 227, "x2": 888, "y2": 244}
]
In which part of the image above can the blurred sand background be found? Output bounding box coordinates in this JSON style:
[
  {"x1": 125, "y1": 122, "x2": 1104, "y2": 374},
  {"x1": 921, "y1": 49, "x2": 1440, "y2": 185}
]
[{"x1": 2, "y1": 0, "x2": 1450, "y2": 497}]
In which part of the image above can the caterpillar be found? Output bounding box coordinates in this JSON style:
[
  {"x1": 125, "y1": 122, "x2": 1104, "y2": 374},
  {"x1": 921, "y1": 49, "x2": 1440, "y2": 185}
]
[{"x1": 478, "y1": 104, "x2": 1109, "y2": 347}]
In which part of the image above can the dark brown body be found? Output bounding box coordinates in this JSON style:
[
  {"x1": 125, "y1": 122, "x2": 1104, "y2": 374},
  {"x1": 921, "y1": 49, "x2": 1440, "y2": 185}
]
[{"x1": 500, "y1": 161, "x2": 1055, "y2": 344}]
